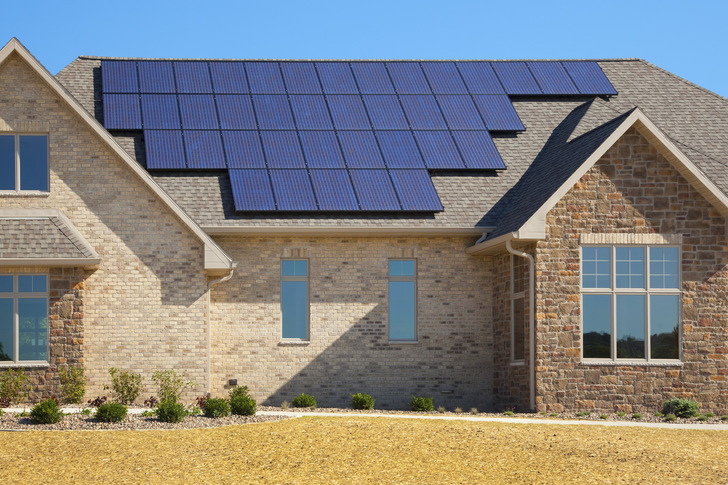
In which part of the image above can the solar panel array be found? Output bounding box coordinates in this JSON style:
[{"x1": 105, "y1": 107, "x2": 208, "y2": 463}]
[{"x1": 101, "y1": 60, "x2": 616, "y2": 212}]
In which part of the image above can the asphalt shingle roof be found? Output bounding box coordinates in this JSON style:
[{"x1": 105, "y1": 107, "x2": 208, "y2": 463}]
[{"x1": 0, "y1": 216, "x2": 97, "y2": 259}]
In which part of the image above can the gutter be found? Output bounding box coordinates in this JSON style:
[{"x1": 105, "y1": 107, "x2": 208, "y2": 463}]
[{"x1": 206, "y1": 262, "x2": 237, "y2": 395}]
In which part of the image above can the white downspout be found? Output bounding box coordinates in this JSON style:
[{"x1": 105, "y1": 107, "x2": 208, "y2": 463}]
[
  {"x1": 206, "y1": 263, "x2": 237, "y2": 395},
  {"x1": 506, "y1": 239, "x2": 536, "y2": 411}
]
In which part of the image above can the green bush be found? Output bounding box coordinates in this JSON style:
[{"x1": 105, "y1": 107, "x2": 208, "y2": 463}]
[
  {"x1": 80, "y1": 408, "x2": 92, "y2": 416},
  {"x1": 705, "y1": 412, "x2": 715, "y2": 418},
  {"x1": 0, "y1": 368, "x2": 32, "y2": 406},
  {"x1": 229, "y1": 387, "x2": 257, "y2": 416},
  {"x1": 410, "y1": 396, "x2": 434, "y2": 412},
  {"x1": 59, "y1": 366, "x2": 86, "y2": 404},
  {"x1": 632, "y1": 413, "x2": 642, "y2": 420},
  {"x1": 599, "y1": 414, "x2": 608, "y2": 420},
  {"x1": 156, "y1": 399, "x2": 187, "y2": 423},
  {"x1": 95, "y1": 402, "x2": 128, "y2": 422},
  {"x1": 203, "y1": 397, "x2": 230, "y2": 418},
  {"x1": 291, "y1": 393, "x2": 317, "y2": 408},
  {"x1": 662, "y1": 398, "x2": 699, "y2": 418},
  {"x1": 664, "y1": 413, "x2": 677, "y2": 422},
  {"x1": 30, "y1": 398, "x2": 63, "y2": 424},
  {"x1": 351, "y1": 393, "x2": 375, "y2": 410},
  {"x1": 151, "y1": 370, "x2": 195, "y2": 404},
  {"x1": 697, "y1": 415, "x2": 708, "y2": 422},
  {"x1": 107, "y1": 368, "x2": 142, "y2": 405}
]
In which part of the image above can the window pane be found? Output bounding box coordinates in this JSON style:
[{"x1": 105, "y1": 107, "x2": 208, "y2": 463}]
[
  {"x1": 512, "y1": 296, "x2": 525, "y2": 360},
  {"x1": 651, "y1": 295, "x2": 680, "y2": 359},
  {"x1": 582, "y1": 247, "x2": 610, "y2": 288},
  {"x1": 0, "y1": 299, "x2": 13, "y2": 361},
  {"x1": 0, "y1": 275, "x2": 12, "y2": 293},
  {"x1": 389, "y1": 260, "x2": 415, "y2": 277},
  {"x1": 616, "y1": 247, "x2": 645, "y2": 289},
  {"x1": 19, "y1": 136, "x2": 48, "y2": 191},
  {"x1": 650, "y1": 247, "x2": 679, "y2": 289},
  {"x1": 0, "y1": 135, "x2": 14, "y2": 190},
  {"x1": 512, "y1": 257, "x2": 528, "y2": 294},
  {"x1": 583, "y1": 294, "x2": 611, "y2": 358},
  {"x1": 616, "y1": 294, "x2": 645, "y2": 358},
  {"x1": 18, "y1": 298, "x2": 47, "y2": 361},
  {"x1": 281, "y1": 260, "x2": 307, "y2": 277},
  {"x1": 18, "y1": 275, "x2": 47, "y2": 293},
  {"x1": 281, "y1": 281, "x2": 307, "y2": 339},
  {"x1": 389, "y1": 281, "x2": 415, "y2": 340}
]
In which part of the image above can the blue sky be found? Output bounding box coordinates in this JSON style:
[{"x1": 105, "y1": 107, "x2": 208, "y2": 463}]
[{"x1": 2, "y1": 0, "x2": 726, "y2": 97}]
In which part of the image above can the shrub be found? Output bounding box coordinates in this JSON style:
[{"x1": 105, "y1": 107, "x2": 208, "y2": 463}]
[
  {"x1": 654, "y1": 412, "x2": 664, "y2": 417},
  {"x1": 281, "y1": 401, "x2": 290, "y2": 410},
  {"x1": 140, "y1": 410, "x2": 155, "y2": 418},
  {"x1": 549, "y1": 413, "x2": 558, "y2": 417},
  {"x1": 455, "y1": 407, "x2": 463, "y2": 414},
  {"x1": 697, "y1": 415, "x2": 708, "y2": 422},
  {"x1": 721, "y1": 415, "x2": 728, "y2": 421},
  {"x1": 410, "y1": 396, "x2": 434, "y2": 412},
  {"x1": 87, "y1": 396, "x2": 107, "y2": 408},
  {"x1": 95, "y1": 402, "x2": 128, "y2": 422},
  {"x1": 539, "y1": 411, "x2": 547, "y2": 415},
  {"x1": 470, "y1": 408, "x2": 478, "y2": 415},
  {"x1": 632, "y1": 413, "x2": 642, "y2": 420},
  {"x1": 617, "y1": 411, "x2": 626, "y2": 417},
  {"x1": 80, "y1": 408, "x2": 92, "y2": 416},
  {"x1": 664, "y1": 413, "x2": 677, "y2": 422},
  {"x1": 144, "y1": 396, "x2": 159, "y2": 408},
  {"x1": 151, "y1": 370, "x2": 195, "y2": 404},
  {"x1": 30, "y1": 398, "x2": 62, "y2": 424},
  {"x1": 59, "y1": 366, "x2": 86, "y2": 404},
  {"x1": 189, "y1": 406, "x2": 202, "y2": 416},
  {"x1": 292, "y1": 393, "x2": 317, "y2": 408},
  {"x1": 503, "y1": 410, "x2": 514, "y2": 416},
  {"x1": 107, "y1": 368, "x2": 142, "y2": 405},
  {"x1": 157, "y1": 400, "x2": 187, "y2": 423},
  {"x1": 599, "y1": 414, "x2": 608, "y2": 420},
  {"x1": 0, "y1": 368, "x2": 32, "y2": 406},
  {"x1": 351, "y1": 393, "x2": 375, "y2": 410},
  {"x1": 662, "y1": 398, "x2": 699, "y2": 418},
  {"x1": 203, "y1": 398, "x2": 230, "y2": 418},
  {"x1": 705, "y1": 412, "x2": 715, "y2": 418},
  {"x1": 196, "y1": 395, "x2": 208, "y2": 411},
  {"x1": 437, "y1": 406, "x2": 446, "y2": 414},
  {"x1": 229, "y1": 386, "x2": 257, "y2": 416}
]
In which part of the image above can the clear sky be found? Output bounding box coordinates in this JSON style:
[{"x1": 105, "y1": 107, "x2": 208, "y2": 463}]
[{"x1": 1, "y1": 0, "x2": 726, "y2": 97}]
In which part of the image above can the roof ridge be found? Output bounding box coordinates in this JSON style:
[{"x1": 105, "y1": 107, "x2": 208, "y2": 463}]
[
  {"x1": 49, "y1": 216, "x2": 91, "y2": 258},
  {"x1": 77, "y1": 55, "x2": 645, "y2": 63},
  {"x1": 636, "y1": 59, "x2": 728, "y2": 104}
]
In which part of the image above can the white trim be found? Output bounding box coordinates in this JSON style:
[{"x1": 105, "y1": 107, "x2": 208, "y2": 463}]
[{"x1": 0, "y1": 258, "x2": 101, "y2": 268}]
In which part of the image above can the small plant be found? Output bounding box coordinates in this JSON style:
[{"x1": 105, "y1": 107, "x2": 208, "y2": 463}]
[
  {"x1": 664, "y1": 413, "x2": 677, "y2": 422},
  {"x1": 503, "y1": 410, "x2": 514, "y2": 416},
  {"x1": 292, "y1": 393, "x2": 317, "y2": 408},
  {"x1": 0, "y1": 368, "x2": 32, "y2": 405},
  {"x1": 30, "y1": 398, "x2": 63, "y2": 424},
  {"x1": 152, "y1": 369, "x2": 195, "y2": 404},
  {"x1": 549, "y1": 413, "x2": 558, "y2": 417},
  {"x1": 469, "y1": 408, "x2": 478, "y2": 415},
  {"x1": 454, "y1": 407, "x2": 463, "y2": 414},
  {"x1": 80, "y1": 408, "x2": 92, "y2": 416},
  {"x1": 599, "y1": 414, "x2": 608, "y2": 420},
  {"x1": 539, "y1": 411, "x2": 547, "y2": 415},
  {"x1": 59, "y1": 366, "x2": 86, "y2": 404},
  {"x1": 203, "y1": 397, "x2": 230, "y2": 418},
  {"x1": 196, "y1": 395, "x2": 208, "y2": 411},
  {"x1": 410, "y1": 396, "x2": 434, "y2": 412},
  {"x1": 705, "y1": 412, "x2": 715, "y2": 418},
  {"x1": 189, "y1": 405, "x2": 202, "y2": 416},
  {"x1": 654, "y1": 412, "x2": 663, "y2": 417},
  {"x1": 697, "y1": 415, "x2": 708, "y2": 422},
  {"x1": 575, "y1": 411, "x2": 591, "y2": 417},
  {"x1": 95, "y1": 402, "x2": 128, "y2": 422},
  {"x1": 229, "y1": 386, "x2": 257, "y2": 416},
  {"x1": 632, "y1": 413, "x2": 642, "y2": 420},
  {"x1": 281, "y1": 401, "x2": 290, "y2": 410},
  {"x1": 351, "y1": 393, "x2": 375, "y2": 410},
  {"x1": 437, "y1": 406, "x2": 446, "y2": 414},
  {"x1": 19, "y1": 410, "x2": 28, "y2": 418},
  {"x1": 721, "y1": 415, "x2": 728, "y2": 421},
  {"x1": 144, "y1": 396, "x2": 159, "y2": 408},
  {"x1": 617, "y1": 411, "x2": 626, "y2": 417},
  {"x1": 0, "y1": 408, "x2": 4, "y2": 417},
  {"x1": 87, "y1": 396, "x2": 107, "y2": 408},
  {"x1": 140, "y1": 410, "x2": 155, "y2": 417},
  {"x1": 106, "y1": 368, "x2": 143, "y2": 405},
  {"x1": 156, "y1": 399, "x2": 187, "y2": 423},
  {"x1": 662, "y1": 398, "x2": 699, "y2": 418}
]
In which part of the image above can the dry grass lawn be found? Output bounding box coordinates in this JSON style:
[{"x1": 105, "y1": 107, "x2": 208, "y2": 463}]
[{"x1": 0, "y1": 416, "x2": 726, "y2": 484}]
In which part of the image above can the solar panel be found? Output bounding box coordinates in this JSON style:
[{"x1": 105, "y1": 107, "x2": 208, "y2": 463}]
[
  {"x1": 527, "y1": 62, "x2": 578, "y2": 95},
  {"x1": 363, "y1": 95, "x2": 408, "y2": 129},
  {"x1": 209, "y1": 62, "x2": 249, "y2": 93},
  {"x1": 413, "y1": 131, "x2": 465, "y2": 169},
  {"x1": 229, "y1": 169, "x2": 276, "y2": 210},
  {"x1": 253, "y1": 95, "x2": 295, "y2": 129},
  {"x1": 216, "y1": 95, "x2": 257, "y2": 129},
  {"x1": 102, "y1": 94, "x2": 142, "y2": 130},
  {"x1": 184, "y1": 131, "x2": 226, "y2": 169},
  {"x1": 101, "y1": 61, "x2": 138, "y2": 93},
  {"x1": 316, "y1": 62, "x2": 358, "y2": 94},
  {"x1": 326, "y1": 95, "x2": 371, "y2": 129},
  {"x1": 246, "y1": 62, "x2": 286, "y2": 93},
  {"x1": 421, "y1": 62, "x2": 468, "y2": 94},
  {"x1": 140, "y1": 95, "x2": 180, "y2": 129},
  {"x1": 260, "y1": 131, "x2": 306, "y2": 168},
  {"x1": 178, "y1": 95, "x2": 219, "y2": 129},
  {"x1": 472, "y1": 95, "x2": 524, "y2": 131},
  {"x1": 562, "y1": 62, "x2": 617, "y2": 95},
  {"x1": 310, "y1": 169, "x2": 359, "y2": 210},
  {"x1": 389, "y1": 169, "x2": 443, "y2": 211},
  {"x1": 387, "y1": 62, "x2": 430, "y2": 94},
  {"x1": 436, "y1": 95, "x2": 486, "y2": 129},
  {"x1": 289, "y1": 95, "x2": 333, "y2": 129},
  {"x1": 399, "y1": 95, "x2": 447, "y2": 129},
  {"x1": 337, "y1": 131, "x2": 385, "y2": 168},
  {"x1": 375, "y1": 131, "x2": 425, "y2": 169},
  {"x1": 138, "y1": 61, "x2": 175, "y2": 93},
  {"x1": 349, "y1": 63, "x2": 395, "y2": 94},
  {"x1": 222, "y1": 131, "x2": 266, "y2": 168},
  {"x1": 349, "y1": 169, "x2": 400, "y2": 210},
  {"x1": 269, "y1": 169, "x2": 318, "y2": 210},
  {"x1": 299, "y1": 131, "x2": 345, "y2": 168},
  {"x1": 456, "y1": 62, "x2": 505, "y2": 94},
  {"x1": 174, "y1": 62, "x2": 213, "y2": 93},
  {"x1": 145, "y1": 130, "x2": 186, "y2": 169},
  {"x1": 280, "y1": 62, "x2": 322, "y2": 94},
  {"x1": 491, "y1": 62, "x2": 541, "y2": 95},
  {"x1": 451, "y1": 131, "x2": 506, "y2": 169}
]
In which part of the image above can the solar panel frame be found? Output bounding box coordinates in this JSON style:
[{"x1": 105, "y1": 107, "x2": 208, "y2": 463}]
[
  {"x1": 491, "y1": 62, "x2": 542, "y2": 95},
  {"x1": 436, "y1": 95, "x2": 487, "y2": 130},
  {"x1": 216, "y1": 95, "x2": 257, "y2": 129},
  {"x1": 245, "y1": 62, "x2": 286, "y2": 93},
  {"x1": 389, "y1": 169, "x2": 443, "y2": 211},
  {"x1": 456, "y1": 62, "x2": 505, "y2": 94},
  {"x1": 145, "y1": 130, "x2": 186, "y2": 169},
  {"x1": 138, "y1": 61, "x2": 176, "y2": 93},
  {"x1": 375, "y1": 131, "x2": 426, "y2": 169},
  {"x1": 269, "y1": 169, "x2": 318, "y2": 211},
  {"x1": 562, "y1": 61, "x2": 617, "y2": 95},
  {"x1": 316, "y1": 62, "x2": 359, "y2": 94},
  {"x1": 472, "y1": 95, "x2": 525, "y2": 131},
  {"x1": 102, "y1": 94, "x2": 142, "y2": 130},
  {"x1": 252, "y1": 95, "x2": 296, "y2": 129},
  {"x1": 222, "y1": 131, "x2": 266, "y2": 168},
  {"x1": 451, "y1": 131, "x2": 506, "y2": 169},
  {"x1": 349, "y1": 169, "x2": 400, "y2": 210},
  {"x1": 337, "y1": 131, "x2": 385, "y2": 168},
  {"x1": 349, "y1": 63, "x2": 396, "y2": 94},
  {"x1": 386, "y1": 62, "x2": 431, "y2": 94},
  {"x1": 140, "y1": 94, "x2": 181, "y2": 129},
  {"x1": 413, "y1": 131, "x2": 466, "y2": 169},
  {"x1": 326, "y1": 95, "x2": 371, "y2": 130},
  {"x1": 174, "y1": 62, "x2": 213, "y2": 93},
  {"x1": 420, "y1": 62, "x2": 468, "y2": 94},
  {"x1": 229, "y1": 169, "x2": 276, "y2": 211},
  {"x1": 309, "y1": 169, "x2": 359, "y2": 211},
  {"x1": 362, "y1": 95, "x2": 409, "y2": 129},
  {"x1": 280, "y1": 62, "x2": 322, "y2": 94},
  {"x1": 527, "y1": 62, "x2": 579, "y2": 95},
  {"x1": 178, "y1": 95, "x2": 219, "y2": 129},
  {"x1": 299, "y1": 131, "x2": 346, "y2": 168},
  {"x1": 101, "y1": 61, "x2": 139, "y2": 93},
  {"x1": 260, "y1": 131, "x2": 306, "y2": 168},
  {"x1": 209, "y1": 62, "x2": 249, "y2": 93},
  {"x1": 184, "y1": 130, "x2": 226, "y2": 169},
  {"x1": 399, "y1": 95, "x2": 447, "y2": 129},
  {"x1": 289, "y1": 95, "x2": 333, "y2": 129}
]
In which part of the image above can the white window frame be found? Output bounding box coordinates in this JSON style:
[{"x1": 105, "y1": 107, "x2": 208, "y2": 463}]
[
  {"x1": 0, "y1": 274, "x2": 49, "y2": 365},
  {"x1": 0, "y1": 134, "x2": 50, "y2": 193},
  {"x1": 280, "y1": 259, "x2": 309, "y2": 341},
  {"x1": 388, "y1": 259, "x2": 417, "y2": 343},
  {"x1": 580, "y1": 245, "x2": 682, "y2": 362},
  {"x1": 511, "y1": 255, "x2": 526, "y2": 364}
]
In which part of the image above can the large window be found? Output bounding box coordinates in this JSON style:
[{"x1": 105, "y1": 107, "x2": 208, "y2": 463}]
[
  {"x1": 389, "y1": 259, "x2": 416, "y2": 341},
  {"x1": 0, "y1": 134, "x2": 49, "y2": 192},
  {"x1": 0, "y1": 275, "x2": 48, "y2": 363},
  {"x1": 581, "y1": 246, "x2": 680, "y2": 361},
  {"x1": 511, "y1": 255, "x2": 527, "y2": 362},
  {"x1": 281, "y1": 260, "x2": 308, "y2": 340}
]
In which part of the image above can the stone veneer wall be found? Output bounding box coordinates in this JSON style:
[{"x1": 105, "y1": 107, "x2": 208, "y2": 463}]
[
  {"x1": 535, "y1": 127, "x2": 728, "y2": 413},
  {"x1": 210, "y1": 236, "x2": 493, "y2": 410}
]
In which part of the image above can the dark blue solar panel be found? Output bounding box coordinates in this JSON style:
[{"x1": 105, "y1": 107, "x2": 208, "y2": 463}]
[
  {"x1": 253, "y1": 95, "x2": 295, "y2": 129},
  {"x1": 209, "y1": 62, "x2": 249, "y2": 93},
  {"x1": 316, "y1": 62, "x2": 358, "y2": 94},
  {"x1": 101, "y1": 61, "x2": 138, "y2": 93},
  {"x1": 375, "y1": 132, "x2": 425, "y2": 169},
  {"x1": 229, "y1": 169, "x2": 276, "y2": 211},
  {"x1": 387, "y1": 63, "x2": 430, "y2": 94},
  {"x1": 246, "y1": 62, "x2": 286, "y2": 93},
  {"x1": 472, "y1": 95, "x2": 524, "y2": 131},
  {"x1": 326, "y1": 95, "x2": 371, "y2": 129},
  {"x1": 103, "y1": 94, "x2": 141, "y2": 129},
  {"x1": 299, "y1": 131, "x2": 345, "y2": 168},
  {"x1": 145, "y1": 130, "x2": 185, "y2": 169},
  {"x1": 338, "y1": 131, "x2": 384, "y2": 168},
  {"x1": 451, "y1": 131, "x2": 505, "y2": 169},
  {"x1": 184, "y1": 131, "x2": 226, "y2": 169},
  {"x1": 436, "y1": 95, "x2": 486, "y2": 129},
  {"x1": 399, "y1": 95, "x2": 447, "y2": 129},
  {"x1": 491, "y1": 62, "x2": 541, "y2": 95},
  {"x1": 178, "y1": 95, "x2": 219, "y2": 129},
  {"x1": 289, "y1": 95, "x2": 332, "y2": 129},
  {"x1": 349, "y1": 63, "x2": 395, "y2": 94},
  {"x1": 269, "y1": 169, "x2": 318, "y2": 210},
  {"x1": 413, "y1": 131, "x2": 466, "y2": 169},
  {"x1": 280, "y1": 63, "x2": 321, "y2": 94},
  {"x1": 363, "y1": 95, "x2": 408, "y2": 129},
  {"x1": 527, "y1": 62, "x2": 578, "y2": 95},
  {"x1": 456, "y1": 62, "x2": 505, "y2": 94},
  {"x1": 310, "y1": 170, "x2": 359, "y2": 211},
  {"x1": 421, "y1": 63, "x2": 468, "y2": 94},
  {"x1": 138, "y1": 62, "x2": 175, "y2": 93},
  {"x1": 349, "y1": 170, "x2": 400, "y2": 210},
  {"x1": 174, "y1": 62, "x2": 212, "y2": 93},
  {"x1": 389, "y1": 170, "x2": 443, "y2": 211},
  {"x1": 216, "y1": 95, "x2": 256, "y2": 129},
  {"x1": 222, "y1": 131, "x2": 266, "y2": 168},
  {"x1": 140, "y1": 95, "x2": 180, "y2": 129},
  {"x1": 260, "y1": 131, "x2": 306, "y2": 168},
  {"x1": 562, "y1": 62, "x2": 617, "y2": 95}
]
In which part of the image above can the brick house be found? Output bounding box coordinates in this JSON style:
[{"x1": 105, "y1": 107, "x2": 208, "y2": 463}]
[{"x1": 1, "y1": 38, "x2": 727, "y2": 413}]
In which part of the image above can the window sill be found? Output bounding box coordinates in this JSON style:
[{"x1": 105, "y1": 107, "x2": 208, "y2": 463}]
[
  {"x1": 510, "y1": 360, "x2": 525, "y2": 366},
  {"x1": 580, "y1": 360, "x2": 683, "y2": 367},
  {"x1": 0, "y1": 362, "x2": 49, "y2": 368},
  {"x1": 0, "y1": 191, "x2": 50, "y2": 197},
  {"x1": 388, "y1": 340, "x2": 418, "y2": 345},
  {"x1": 278, "y1": 340, "x2": 310, "y2": 346}
]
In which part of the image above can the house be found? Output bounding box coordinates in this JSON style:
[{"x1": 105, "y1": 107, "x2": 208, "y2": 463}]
[{"x1": 1, "y1": 37, "x2": 727, "y2": 413}]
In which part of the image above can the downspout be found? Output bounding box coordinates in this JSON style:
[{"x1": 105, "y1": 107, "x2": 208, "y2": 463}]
[
  {"x1": 206, "y1": 263, "x2": 237, "y2": 395},
  {"x1": 506, "y1": 240, "x2": 536, "y2": 411}
]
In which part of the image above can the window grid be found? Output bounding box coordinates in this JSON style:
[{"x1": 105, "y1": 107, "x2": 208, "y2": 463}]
[
  {"x1": 0, "y1": 134, "x2": 49, "y2": 193},
  {"x1": 511, "y1": 255, "x2": 527, "y2": 363},
  {"x1": 0, "y1": 274, "x2": 49, "y2": 364},
  {"x1": 388, "y1": 259, "x2": 417, "y2": 342},
  {"x1": 280, "y1": 259, "x2": 309, "y2": 340}
]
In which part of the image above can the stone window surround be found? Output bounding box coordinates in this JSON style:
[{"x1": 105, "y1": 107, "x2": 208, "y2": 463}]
[
  {"x1": 0, "y1": 130, "x2": 49, "y2": 194},
  {"x1": 0, "y1": 273, "x2": 49, "y2": 367}
]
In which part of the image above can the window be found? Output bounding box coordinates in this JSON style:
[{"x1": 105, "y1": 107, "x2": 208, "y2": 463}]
[
  {"x1": 281, "y1": 260, "x2": 308, "y2": 339},
  {"x1": 389, "y1": 259, "x2": 416, "y2": 341},
  {"x1": 581, "y1": 246, "x2": 680, "y2": 361},
  {"x1": 0, "y1": 134, "x2": 49, "y2": 192},
  {"x1": 0, "y1": 275, "x2": 48, "y2": 363},
  {"x1": 511, "y1": 255, "x2": 527, "y2": 362}
]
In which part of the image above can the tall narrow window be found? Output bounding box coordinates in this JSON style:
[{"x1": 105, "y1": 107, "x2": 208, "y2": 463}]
[
  {"x1": 0, "y1": 134, "x2": 49, "y2": 192},
  {"x1": 511, "y1": 255, "x2": 527, "y2": 362},
  {"x1": 281, "y1": 260, "x2": 308, "y2": 340},
  {"x1": 0, "y1": 274, "x2": 48, "y2": 363},
  {"x1": 389, "y1": 259, "x2": 416, "y2": 341}
]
